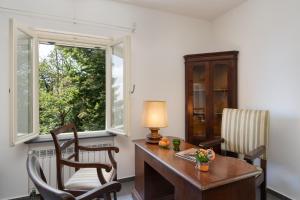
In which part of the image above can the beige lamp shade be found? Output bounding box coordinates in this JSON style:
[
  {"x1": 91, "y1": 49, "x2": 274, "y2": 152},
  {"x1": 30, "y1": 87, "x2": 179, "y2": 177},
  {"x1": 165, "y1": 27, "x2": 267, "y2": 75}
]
[{"x1": 143, "y1": 101, "x2": 168, "y2": 128}]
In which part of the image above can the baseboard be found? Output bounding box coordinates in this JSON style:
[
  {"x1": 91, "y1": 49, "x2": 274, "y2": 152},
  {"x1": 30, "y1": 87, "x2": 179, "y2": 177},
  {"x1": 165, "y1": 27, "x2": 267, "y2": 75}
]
[
  {"x1": 9, "y1": 195, "x2": 40, "y2": 200},
  {"x1": 118, "y1": 175, "x2": 135, "y2": 183},
  {"x1": 267, "y1": 188, "x2": 293, "y2": 200},
  {"x1": 132, "y1": 188, "x2": 143, "y2": 200}
]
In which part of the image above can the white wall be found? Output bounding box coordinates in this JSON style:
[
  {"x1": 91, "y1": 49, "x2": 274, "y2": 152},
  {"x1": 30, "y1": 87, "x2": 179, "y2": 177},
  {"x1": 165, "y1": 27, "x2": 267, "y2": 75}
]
[
  {"x1": 5, "y1": 0, "x2": 299, "y2": 199},
  {"x1": 212, "y1": 0, "x2": 300, "y2": 199},
  {"x1": 0, "y1": 0, "x2": 212, "y2": 198}
]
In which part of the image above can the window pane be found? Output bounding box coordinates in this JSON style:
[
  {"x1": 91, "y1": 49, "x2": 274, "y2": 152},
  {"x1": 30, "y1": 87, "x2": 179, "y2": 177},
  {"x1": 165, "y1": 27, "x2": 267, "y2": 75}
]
[
  {"x1": 111, "y1": 42, "x2": 124, "y2": 130},
  {"x1": 38, "y1": 44, "x2": 106, "y2": 134},
  {"x1": 192, "y1": 63, "x2": 207, "y2": 137},
  {"x1": 16, "y1": 29, "x2": 33, "y2": 136}
]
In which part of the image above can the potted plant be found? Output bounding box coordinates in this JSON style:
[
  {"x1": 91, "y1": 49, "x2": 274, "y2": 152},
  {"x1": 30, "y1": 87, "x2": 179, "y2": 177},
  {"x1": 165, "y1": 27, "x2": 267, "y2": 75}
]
[{"x1": 195, "y1": 149, "x2": 215, "y2": 172}]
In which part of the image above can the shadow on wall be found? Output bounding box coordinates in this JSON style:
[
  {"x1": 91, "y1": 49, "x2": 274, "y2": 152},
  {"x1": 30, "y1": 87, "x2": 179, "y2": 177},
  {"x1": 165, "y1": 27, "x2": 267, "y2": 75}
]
[{"x1": 268, "y1": 115, "x2": 300, "y2": 198}]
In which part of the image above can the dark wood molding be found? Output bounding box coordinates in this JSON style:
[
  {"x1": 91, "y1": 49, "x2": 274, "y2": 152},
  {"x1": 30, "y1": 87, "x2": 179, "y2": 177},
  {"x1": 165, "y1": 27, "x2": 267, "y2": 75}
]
[
  {"x1": 118, "y1": 176, "x2": 135, "y2": 183},
  {"x1": 184, "y1": 51, "x2": 239, "y2": 62}
]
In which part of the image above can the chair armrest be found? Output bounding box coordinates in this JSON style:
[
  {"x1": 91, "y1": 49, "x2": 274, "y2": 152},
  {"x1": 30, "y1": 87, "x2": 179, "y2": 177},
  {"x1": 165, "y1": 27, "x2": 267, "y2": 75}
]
[
  {"x1": 244, "y1": 145, "x2": 265, "y2": 161},
  {"x1": 76, "y1": 181, "x2": 121, "y2": 200},
  {"x1": 78, "y1": 146, "x2": 119, "y2": 169},
  {"x1": 78, "y1": 146, "x2": 119, "y2": 153},
  {"x1": 198, "y1": 138, "x2": 224, "y2": 149},
  {"x1": 61, "y1": 159, "x2": 112, "y2": 172}
]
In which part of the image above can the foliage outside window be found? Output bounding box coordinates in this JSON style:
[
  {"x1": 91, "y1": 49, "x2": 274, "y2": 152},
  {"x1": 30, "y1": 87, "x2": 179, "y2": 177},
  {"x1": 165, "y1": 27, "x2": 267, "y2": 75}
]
[{"x1": 39, "y1": 45, "x2": 106, "y2": 134}]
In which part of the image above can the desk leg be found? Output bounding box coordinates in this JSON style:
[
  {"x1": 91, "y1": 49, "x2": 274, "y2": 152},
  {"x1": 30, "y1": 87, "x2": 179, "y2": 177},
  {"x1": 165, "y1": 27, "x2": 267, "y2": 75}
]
[
  {"x1": 132, "y1": 146, "x2": 145, "y2": 200},
  {"x1": 174, "y1": 189, "x2": 184, "y2": 200}
]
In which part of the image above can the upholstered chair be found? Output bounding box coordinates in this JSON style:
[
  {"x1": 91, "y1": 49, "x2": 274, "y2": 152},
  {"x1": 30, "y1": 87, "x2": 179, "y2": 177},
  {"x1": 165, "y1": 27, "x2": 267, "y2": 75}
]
[{"x1": 199, "y1": 108, "x2": 270, "y2": 200}]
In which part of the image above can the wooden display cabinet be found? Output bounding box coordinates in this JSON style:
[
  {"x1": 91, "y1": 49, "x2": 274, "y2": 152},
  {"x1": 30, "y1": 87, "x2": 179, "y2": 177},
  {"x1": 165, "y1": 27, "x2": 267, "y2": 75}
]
[{"x1": 184, "y1": 51, "x2": 238, "y2": 145}]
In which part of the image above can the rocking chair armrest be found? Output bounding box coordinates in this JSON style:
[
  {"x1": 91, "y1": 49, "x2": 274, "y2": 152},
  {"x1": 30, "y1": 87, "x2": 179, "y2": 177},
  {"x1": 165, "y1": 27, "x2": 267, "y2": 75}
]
[
  {"x1": 199, "y1": 138, "x2": 224, "y2": 149},
  {"x1": 244, "y1": 145, "x2": 266, "y2": 161},
  {"x1": 76, "y1": 181, "x2": 121, "y2": 200},
  {"x1": 61, "y1": 159, "x2": 112, "y2": 172}
]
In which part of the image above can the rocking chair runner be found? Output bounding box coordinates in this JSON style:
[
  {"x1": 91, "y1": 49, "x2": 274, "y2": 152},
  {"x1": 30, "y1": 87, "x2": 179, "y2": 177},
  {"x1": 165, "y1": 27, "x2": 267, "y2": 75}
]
[{"x1": 50, "y1": 123, "x2": 120, "y2": 199}]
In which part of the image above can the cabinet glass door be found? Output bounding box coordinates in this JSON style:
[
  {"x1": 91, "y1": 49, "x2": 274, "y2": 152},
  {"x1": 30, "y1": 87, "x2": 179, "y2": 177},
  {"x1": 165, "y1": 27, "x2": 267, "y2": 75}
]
[
  {"x1": 191, "y1": 62, "x2": 208, "y2": 140},
  {"x1": 212, "y1": 60, "x2": 231, "y2": 137}
]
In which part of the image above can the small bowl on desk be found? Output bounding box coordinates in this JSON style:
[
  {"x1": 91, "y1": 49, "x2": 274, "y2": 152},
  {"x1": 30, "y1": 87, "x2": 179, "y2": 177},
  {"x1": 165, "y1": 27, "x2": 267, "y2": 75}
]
[{"x1": 158, "y1": 137, "x2": 170, "y2": 149}]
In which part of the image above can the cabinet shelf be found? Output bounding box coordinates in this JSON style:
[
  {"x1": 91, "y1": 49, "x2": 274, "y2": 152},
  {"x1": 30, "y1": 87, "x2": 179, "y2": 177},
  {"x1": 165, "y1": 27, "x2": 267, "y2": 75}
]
[
  {"x1": 213, "y1": 89, "x2": 228, "y2": 92},
  {"x1": 193, "y1": 112, "x2": 205, "y2": 115}
]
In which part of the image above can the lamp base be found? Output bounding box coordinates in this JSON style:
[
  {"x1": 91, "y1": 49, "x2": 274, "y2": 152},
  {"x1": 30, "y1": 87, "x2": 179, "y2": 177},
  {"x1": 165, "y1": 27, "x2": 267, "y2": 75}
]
[{"x1": 146, "y1": 128, "x2": 162, "y2": 144}]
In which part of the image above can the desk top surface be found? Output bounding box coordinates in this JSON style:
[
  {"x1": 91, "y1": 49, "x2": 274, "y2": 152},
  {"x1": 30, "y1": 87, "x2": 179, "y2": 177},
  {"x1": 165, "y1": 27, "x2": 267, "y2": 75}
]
[{"x1": 134, "y1": 137, "x2": 260, "y2": 190}]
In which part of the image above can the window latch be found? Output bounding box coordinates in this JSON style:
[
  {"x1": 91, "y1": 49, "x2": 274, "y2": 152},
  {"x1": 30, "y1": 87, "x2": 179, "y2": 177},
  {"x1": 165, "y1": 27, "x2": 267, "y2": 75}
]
[{"x1": 130, "y1": 84, "x2": 135, "y2": 94}]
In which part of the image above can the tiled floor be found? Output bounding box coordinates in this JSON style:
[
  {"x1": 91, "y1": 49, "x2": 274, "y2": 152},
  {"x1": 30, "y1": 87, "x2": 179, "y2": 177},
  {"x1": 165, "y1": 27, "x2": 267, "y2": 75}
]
[
  {"x1": 117, "y1": 181, "x2": 134, "y2": 200},
  {"x1": 267, "y1": 192, "x2": 283, "y2": 200},
  {"x1": 118, "y1": 181, "x2": 283, "y2": 200},
  {"x1": 15, "y1": 181, "x2": 283, "y2": 200}
]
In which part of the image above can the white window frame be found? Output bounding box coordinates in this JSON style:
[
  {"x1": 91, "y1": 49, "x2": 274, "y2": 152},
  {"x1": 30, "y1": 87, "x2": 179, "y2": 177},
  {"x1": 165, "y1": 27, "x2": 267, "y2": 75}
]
[
  {"x1": 10, "y1": 20, "x2": 131, "y2": 145},
  {"x1": 10, "y1": 19, "x2": 39, "y2": 145},
  {"x1": 106, "y1": 36, "x2": 131, "y2": 136}
]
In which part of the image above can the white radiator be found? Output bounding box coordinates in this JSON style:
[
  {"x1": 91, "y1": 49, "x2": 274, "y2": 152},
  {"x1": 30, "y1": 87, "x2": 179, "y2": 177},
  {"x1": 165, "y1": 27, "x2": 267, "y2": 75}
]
[{"x1": 28, "y1": 138, "x2": 114, "y2": 193}]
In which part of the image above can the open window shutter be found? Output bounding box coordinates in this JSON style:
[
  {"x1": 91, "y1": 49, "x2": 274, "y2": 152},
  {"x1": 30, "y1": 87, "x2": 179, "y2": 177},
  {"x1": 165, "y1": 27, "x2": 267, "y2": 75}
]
[
  {"x1": 10, "y1": 19, "x2": 39, "y2": 145},
  {"x1": 106, "y1": 36, "x2": 131, "y2": 136}
]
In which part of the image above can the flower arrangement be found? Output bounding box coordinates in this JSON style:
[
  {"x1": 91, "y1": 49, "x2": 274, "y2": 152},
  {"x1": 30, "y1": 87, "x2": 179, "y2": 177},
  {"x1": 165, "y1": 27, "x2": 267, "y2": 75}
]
[
  {"x1": 195, "y1": 149, "x2": 215, "y2": 172},
  {"x1": 195, "y1": 149, "x2": 215, "y2": 162}
]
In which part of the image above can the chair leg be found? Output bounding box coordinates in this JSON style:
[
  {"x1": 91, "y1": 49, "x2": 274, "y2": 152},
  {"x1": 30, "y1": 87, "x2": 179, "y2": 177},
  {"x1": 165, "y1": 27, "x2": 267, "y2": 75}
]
[
  {"x1": 104, "y1": 193, "x2": 112, "y2": 200},
  {"x1": 260, "y1": 159, "x2": 267, "y2": 200},
  {"x1": 260, "y1": 181, "x2": 266, "y2": 200},
  {"x1": 113, "y1": 192, "x2": 117, "y2": 200}
]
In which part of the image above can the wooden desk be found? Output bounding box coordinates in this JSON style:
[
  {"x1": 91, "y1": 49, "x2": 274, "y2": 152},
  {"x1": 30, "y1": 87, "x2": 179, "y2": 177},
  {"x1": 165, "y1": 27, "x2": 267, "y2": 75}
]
[{"x1": 132, "y1": 138, "x2": 260, "y2": 200}]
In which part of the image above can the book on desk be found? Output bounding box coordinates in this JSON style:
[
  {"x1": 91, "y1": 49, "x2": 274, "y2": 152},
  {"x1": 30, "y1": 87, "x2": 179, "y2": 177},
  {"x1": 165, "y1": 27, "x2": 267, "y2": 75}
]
[{"x1": 175, "y1": 148, "x2": 198, "y2": 162}]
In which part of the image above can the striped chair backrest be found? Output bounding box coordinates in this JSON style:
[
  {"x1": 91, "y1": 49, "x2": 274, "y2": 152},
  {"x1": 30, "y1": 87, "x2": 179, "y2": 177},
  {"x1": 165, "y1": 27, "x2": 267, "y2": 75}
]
[{"x1": 221, "y1": 108, "x2": 270, "y2": 159}]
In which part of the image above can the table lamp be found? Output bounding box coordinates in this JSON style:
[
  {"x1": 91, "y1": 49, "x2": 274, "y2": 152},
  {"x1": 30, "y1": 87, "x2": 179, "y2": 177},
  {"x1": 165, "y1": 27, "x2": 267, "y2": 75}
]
[{"x1": 143, "y1": 101, "x2": 168, "y2": 144}]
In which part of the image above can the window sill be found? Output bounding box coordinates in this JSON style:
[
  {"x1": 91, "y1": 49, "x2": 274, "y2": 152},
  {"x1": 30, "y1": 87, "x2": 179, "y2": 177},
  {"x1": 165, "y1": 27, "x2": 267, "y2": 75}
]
[{"x1": 25, "y1": 131, "x2": 116, "y2": 144}]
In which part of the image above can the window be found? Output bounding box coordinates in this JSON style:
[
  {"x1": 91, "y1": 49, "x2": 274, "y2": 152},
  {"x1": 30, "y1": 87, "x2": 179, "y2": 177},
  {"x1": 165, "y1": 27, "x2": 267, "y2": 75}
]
[{"x1": 10, "y1": 19, "x2": 131, "y2": 145}]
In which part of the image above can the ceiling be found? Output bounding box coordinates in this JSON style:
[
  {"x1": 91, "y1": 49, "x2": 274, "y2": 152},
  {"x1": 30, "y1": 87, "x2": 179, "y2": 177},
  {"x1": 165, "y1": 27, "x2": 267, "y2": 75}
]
[{"x1": 111, "y1": 0, "x2": 247, "y2": 20}]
